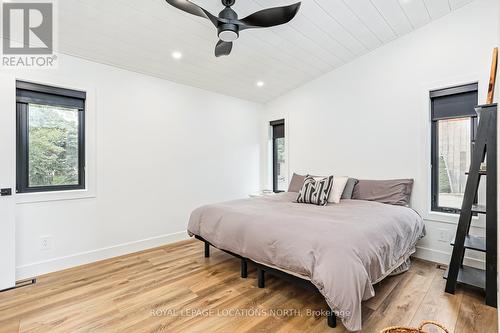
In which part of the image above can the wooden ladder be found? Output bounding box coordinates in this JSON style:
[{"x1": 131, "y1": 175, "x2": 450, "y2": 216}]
[{"x1": 443, "y1": 102, "x2": 497, "y2": 307}]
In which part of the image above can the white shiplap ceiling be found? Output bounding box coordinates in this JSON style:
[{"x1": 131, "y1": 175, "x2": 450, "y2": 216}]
[{"x1": 56, "y1": 0, "x2": 475, "y2": 103}]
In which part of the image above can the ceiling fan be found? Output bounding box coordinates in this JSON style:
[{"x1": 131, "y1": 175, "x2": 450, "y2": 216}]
[{"x1": 165, "y1": 0, "x2": 301, "y2": 57}]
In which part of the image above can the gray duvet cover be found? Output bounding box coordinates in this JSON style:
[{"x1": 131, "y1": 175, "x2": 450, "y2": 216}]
[{"x1": 188, "y1": 192, "x2": 425, "y2": 331}]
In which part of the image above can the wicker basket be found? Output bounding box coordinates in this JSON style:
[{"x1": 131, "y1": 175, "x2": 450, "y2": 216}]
[{"x1": 380, "y1": 321, "x2": 449, "y2": 333}]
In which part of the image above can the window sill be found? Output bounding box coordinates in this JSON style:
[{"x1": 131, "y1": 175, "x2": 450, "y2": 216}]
[
  {"x1": 424, "y1": 210, "x2": 481, "y2": 226},
  {"x1": 16, "y1": 188, "x2": 96, "y2": 204}
]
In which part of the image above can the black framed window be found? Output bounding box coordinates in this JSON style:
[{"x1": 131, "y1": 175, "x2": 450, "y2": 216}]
[
  {"x1": 16, "y1": 81, "x2": 86, "y2": 193},
  {"x1": 271, "y1": 119, "x2": 286, "y2": 193},
  {"x1": 431, "y1": 83, "x2": 478, "y2": 214}
]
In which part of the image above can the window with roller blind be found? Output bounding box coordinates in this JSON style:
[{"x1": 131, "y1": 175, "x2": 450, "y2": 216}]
[
  {"x1": 430, "y1": 83, "x2": 478, "y2": 214},
  {"x1": 16, "y1": 81, "x2": 86, "y2": 193},
  {"x1": 271, "y1": 119, "x2": 286, "y2": 193}
]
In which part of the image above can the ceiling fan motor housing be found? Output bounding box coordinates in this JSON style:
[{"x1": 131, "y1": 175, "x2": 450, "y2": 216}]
[
  {"x1": 218, "y1": 7, "x2": 239, "y2": 42},
  {"x1": 221, "y1": 0, "x2": 235, "y2": 7}
]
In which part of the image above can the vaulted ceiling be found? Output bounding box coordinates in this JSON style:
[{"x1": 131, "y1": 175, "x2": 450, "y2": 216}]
[{"x1": 58, "y1": 0, "x2": 475, "y2": 103}]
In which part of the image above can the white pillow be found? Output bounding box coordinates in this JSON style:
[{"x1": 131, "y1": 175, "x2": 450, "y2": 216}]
[{"x1": 328, "y1": 176, "x2": 349, "y2": 204}]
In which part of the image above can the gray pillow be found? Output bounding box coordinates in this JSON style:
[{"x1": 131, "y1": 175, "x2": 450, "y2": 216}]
[
  {"x1": 352, "y1": 179, "x2": 414, "y2": 206},
  {"x1": 341, "y1": 178, "x2": 359, "y2": 199},
  {"x1": 288, "y1": 173, "x2": 306, "y2": 192}
]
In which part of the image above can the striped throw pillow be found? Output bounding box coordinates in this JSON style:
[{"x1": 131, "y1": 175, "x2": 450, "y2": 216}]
[{"x1": 296, "y1": 176, "x2": 334, "y2": 206}]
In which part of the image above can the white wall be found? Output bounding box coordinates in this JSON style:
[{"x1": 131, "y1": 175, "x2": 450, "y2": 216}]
[
  {"x1": 260, "y1": 0, "x2": 498, "y2": 267},
  {"x1": 1, "y1": 54, "x2": 262, "y2": 279}
]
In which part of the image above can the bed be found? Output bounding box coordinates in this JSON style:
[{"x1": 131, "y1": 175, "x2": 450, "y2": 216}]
[{"x1": 188, "y1": 192, "x2": 425, "y2": 331}]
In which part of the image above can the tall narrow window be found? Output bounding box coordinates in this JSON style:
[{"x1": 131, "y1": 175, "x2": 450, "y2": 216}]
[
  {"x1": 271, "y1": 119, "x2": 286, "y2": 192},
  {"x1": 16, "y1": 81, "x2": 86, "y2": 193},
  {"x1": 431, "y1": 83, "x2": 478, "y2": 213}
]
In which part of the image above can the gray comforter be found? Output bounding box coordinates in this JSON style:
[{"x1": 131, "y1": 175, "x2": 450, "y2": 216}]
[{"x1": 188, "y1": 193, "x2": 425, "y2": 331}]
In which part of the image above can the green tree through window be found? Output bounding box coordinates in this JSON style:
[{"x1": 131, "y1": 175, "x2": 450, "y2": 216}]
[{"x1": 28, "y1": 104, "x2": 79, "y2": 187}]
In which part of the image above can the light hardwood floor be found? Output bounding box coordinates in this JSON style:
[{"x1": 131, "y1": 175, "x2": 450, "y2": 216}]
[{"x1": 0, "y1": 240, "x2": 497, "y2": 333}]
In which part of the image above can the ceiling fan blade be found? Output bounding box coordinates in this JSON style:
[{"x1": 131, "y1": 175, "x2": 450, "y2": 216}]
[
  {"x1": 165, "y1": 0, "x2": 219, "y2": 26},
  {"x1": 236, "y1": 2, "x2": 301, "y2": 30},
  {"x1": 215, "y1": 40, "x2": 233, "y2": 57}
]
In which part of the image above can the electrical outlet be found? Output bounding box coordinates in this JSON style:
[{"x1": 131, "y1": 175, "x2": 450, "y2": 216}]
[
  {"x1": 438, "y1": 229, "x2": 451, "y2": 243},
  {"x1": 40, "y1": 236, "x2": 53, "y2": 251}
]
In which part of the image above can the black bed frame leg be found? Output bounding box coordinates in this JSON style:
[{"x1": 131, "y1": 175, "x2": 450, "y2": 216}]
[
  {"x1": 257, "y1": 268, "x2": 265, "y2": 288},
  {"x1": 327, "y1": 309, "x2": 337, "y2": 328},
  {"x1": 204, "y1": 241, "x2": 210, "y2": 258},
  {"x1": 241, "y1": 259, "x2": 248, "y2": 278}
]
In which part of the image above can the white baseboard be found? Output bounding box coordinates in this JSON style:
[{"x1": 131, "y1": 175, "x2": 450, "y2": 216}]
[
  {"x1": 16, "y1": 237, "x2": 486, "y2": 281},
  {"x1": 16, "y1": 231, "x2": 189, "y2": 280},
  {"x1": 414, "y1": 245, "x2": 485, "y2": 269}
]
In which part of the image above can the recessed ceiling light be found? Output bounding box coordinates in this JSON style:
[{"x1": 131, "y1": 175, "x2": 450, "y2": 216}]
[
  {"x1": 256, "y1": 81, "x2": 265, "y2": 87},
  {"x1": 172, "y1": 51, "x2": 183, "y2": 60}
]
